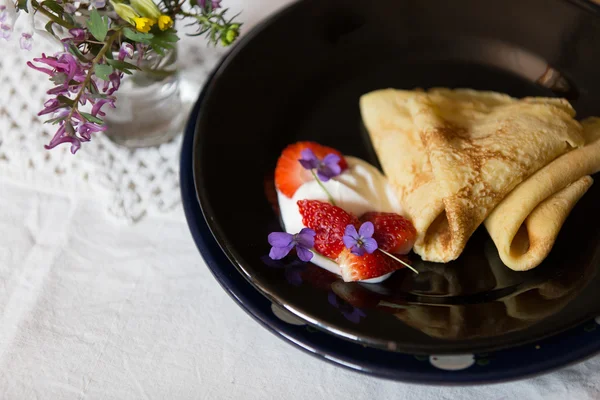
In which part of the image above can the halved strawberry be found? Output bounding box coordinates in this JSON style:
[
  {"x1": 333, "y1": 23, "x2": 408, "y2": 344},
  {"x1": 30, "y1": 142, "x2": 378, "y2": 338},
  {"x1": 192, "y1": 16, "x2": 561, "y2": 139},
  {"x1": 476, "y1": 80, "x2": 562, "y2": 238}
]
[
  {"x1": 274, "y1": 141, "x2": 348, "y2": 198},
  {"x1": 337, "y1": 248, "x2": 411, "y2": 282},
  {"x1": 359, "y1": 212, "x2": 417, "y2": 255},
  {"x1": 297, "y1": 199, "x2": 359, "y2": 259}
]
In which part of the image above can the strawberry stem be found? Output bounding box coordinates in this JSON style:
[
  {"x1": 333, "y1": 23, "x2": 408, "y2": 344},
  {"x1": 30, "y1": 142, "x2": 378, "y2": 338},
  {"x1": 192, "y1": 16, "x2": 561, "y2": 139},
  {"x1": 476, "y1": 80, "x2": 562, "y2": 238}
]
[
  {"x1": 378, "y1": 249, "x2": 419, "y2": 274},
  {"x1": 311, "y1": 170, "x2": 337, "y2": 206}
]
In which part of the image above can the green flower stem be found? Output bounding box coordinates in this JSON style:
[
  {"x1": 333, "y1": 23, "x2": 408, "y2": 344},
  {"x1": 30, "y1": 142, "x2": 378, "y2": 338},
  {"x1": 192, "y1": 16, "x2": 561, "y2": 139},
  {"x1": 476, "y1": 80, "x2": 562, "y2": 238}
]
[
  {"x1": 311, "y1": 170, "x2": 336, "y2": 206},
  {"x1": 377, "y1": 249, "x2": 419, "y2": 274},
  {"x1": 66, "y1": 30, "x2": 122, "y2": 122},
  {"x1": 31, "y1": 0, "x2": 76, "y2": 30}
]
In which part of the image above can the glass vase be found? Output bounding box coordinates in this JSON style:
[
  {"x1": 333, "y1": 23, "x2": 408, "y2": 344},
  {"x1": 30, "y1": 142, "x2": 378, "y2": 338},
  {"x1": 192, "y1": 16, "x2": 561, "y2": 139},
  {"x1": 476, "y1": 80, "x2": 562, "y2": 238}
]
[{"x1": 102, "y1": 48, "x2": 186, "y2": 148}]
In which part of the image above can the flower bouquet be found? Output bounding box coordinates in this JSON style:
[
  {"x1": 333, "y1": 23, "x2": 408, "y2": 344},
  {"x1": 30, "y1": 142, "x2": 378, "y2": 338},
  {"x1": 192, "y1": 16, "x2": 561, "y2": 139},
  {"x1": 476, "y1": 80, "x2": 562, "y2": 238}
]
[{"x1": 0, "y1": 0, "x2": 241, "y2": 153}]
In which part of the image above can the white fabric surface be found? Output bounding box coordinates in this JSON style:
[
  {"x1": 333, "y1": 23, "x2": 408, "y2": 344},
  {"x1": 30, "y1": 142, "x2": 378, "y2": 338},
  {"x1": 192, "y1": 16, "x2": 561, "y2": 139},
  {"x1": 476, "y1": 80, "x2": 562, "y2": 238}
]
[{"x1": 1, "y1": 0, "x2": 600, "y2": 398}]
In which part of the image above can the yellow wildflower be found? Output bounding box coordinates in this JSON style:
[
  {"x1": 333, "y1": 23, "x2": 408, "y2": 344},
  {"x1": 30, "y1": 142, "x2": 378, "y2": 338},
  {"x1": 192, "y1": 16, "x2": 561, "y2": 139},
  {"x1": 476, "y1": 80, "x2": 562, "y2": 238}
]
[
  {"x1": 134, "y1": 17, "x2": 156, "y2": 33},
  {"x1": 130, "y1": 0, "x2": 161, "y2": 19},
  {"x1": 111, "y1": 2, "x2": 140, "y2": 24},
  {"x1": 157, "y1": 15, "x2": 173, "y2": 31}
]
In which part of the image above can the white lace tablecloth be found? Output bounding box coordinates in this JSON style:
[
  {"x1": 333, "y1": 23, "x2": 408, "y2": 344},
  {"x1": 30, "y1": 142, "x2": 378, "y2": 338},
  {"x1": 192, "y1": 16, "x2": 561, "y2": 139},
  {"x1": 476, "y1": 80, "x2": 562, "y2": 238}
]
[{"x1": 1, "y1": 0, "x2": 599, "y2": 398}]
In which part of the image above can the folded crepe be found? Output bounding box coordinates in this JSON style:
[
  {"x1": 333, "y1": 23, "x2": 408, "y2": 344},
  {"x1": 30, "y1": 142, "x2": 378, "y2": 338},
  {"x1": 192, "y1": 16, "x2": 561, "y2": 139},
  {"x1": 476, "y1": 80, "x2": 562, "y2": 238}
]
[
  {"x1": 360, "y1": 88, "x2": 584, "y2": 263},
  {"x1": 484, "y1": 117, "x2": 600, "y2": 271}
]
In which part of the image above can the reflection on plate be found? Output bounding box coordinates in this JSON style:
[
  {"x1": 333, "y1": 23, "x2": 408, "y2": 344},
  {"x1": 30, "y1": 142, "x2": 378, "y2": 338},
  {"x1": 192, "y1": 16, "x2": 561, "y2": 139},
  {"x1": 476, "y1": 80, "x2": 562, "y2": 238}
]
[{"x1": 263, "y1": 232, "x2": 595, "y2": 341}]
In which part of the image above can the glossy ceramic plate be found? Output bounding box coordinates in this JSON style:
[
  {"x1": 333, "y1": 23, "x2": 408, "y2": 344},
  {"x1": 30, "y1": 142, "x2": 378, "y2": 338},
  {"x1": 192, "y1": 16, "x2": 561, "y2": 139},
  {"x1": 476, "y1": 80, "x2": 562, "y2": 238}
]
[
  {"x1": 187, "y1": 0, "x2": 600, "y2": 378},
  {"x1": 182, "y1": 82, "x2": 600, "y2": 384}
]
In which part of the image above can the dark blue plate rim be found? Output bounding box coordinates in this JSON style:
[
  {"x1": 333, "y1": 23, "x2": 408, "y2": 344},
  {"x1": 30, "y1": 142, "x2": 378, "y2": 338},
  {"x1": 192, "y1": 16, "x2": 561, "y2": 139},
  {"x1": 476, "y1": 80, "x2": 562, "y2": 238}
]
[{"x1": 180, "y1": 70, "x2": 600, "y2": 384}]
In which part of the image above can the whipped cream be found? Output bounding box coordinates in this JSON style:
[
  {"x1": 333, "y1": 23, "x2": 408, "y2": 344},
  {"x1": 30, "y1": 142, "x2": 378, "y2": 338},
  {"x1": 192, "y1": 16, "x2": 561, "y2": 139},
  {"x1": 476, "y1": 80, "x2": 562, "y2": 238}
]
[{"x1": 277, "y1": 156, "x2": 404, "y2": 283}]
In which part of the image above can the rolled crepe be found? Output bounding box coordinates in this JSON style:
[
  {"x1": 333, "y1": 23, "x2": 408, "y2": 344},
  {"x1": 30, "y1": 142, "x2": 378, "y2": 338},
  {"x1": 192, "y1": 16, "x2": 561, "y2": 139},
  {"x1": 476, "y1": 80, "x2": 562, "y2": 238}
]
[
  {"x1": 360, "y1": 88, "x2": 584, "y2": 263},
  {"x1": 484, "y1": 117, "x2": 600, "y2": 271}
]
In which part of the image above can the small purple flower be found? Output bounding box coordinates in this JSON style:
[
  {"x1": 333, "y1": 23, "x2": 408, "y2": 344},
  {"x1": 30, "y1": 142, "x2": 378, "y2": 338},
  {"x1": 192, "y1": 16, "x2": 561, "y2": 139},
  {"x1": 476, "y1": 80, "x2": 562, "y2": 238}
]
[
  {"x1": 78, "y1": 121, "x2": 106, "y2": 141},
  {"x1": 92, "y1": 0, "x2": 106, "y2": 8},
  {"x1": 268, "y1": 228, "x2": 316, "y2": 262},
  {"x1": 299, "y1": 149, "x2": 342, "y2": 182},
  {"x1": 38, "y1": 98, "x2": 62, "y2": 116},
  {"x1": 118, "y1": 42, "x2": 134, "y2": 61},
  {"x1": 261, "y1": 255, "x2": 305, "y2": 286},
  {"x1": 64, "y1": 3, "x2": 77, "y2": 13},
  {"x1": 20, "y1": 33, "x2": 32, "y2": 51},
  {"x1": 0, "y1": 6, "x2": 7, "y2": 23},
  {"x1": 0, "y1": 23, "x2": 11, "y2": 40},
  {"x1": 199, "y1": 0, "x2": 221, "y2": 10},
  {"x1": 68, "y1": 28, "x2": 86, "y2": 40},
  {"x1": 44, "y1": 125, "x2": 82, "y2": 154},
  {"x1": 328, "y1": 292, "x2": 366, "y2": 324},
  {"x1": 91, "y1": 98, "x2": 115, "y2": 117},
  {"x1": 343, "y1": 222, "x2": 377, "y2": 256}
]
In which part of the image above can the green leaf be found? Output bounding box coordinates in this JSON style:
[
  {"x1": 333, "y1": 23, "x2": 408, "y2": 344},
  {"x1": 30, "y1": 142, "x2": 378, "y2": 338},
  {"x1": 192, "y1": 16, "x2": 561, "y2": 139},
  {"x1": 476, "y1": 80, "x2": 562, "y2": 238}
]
[
  {"x1": 106, "y1": 59, "x2": 139, "y2": 75},
  {"x1": 63, "y1": 12, "x2": 75, "y2": 26},
  {"x1": 86, "y1": 93, "x2": 110, "y2": 100},
  {"x1": 50, "y1": 72, "x2": 68, "y2": 85},
  {"x1": 94, "y1": 64, "x2": 114, "y2": 81},
  {"x1": 43, "y1": 114, "x2": 68, "y2": 125},
  {"x1": 57, "y1": 95, "x2": 75, "y2": 107},
  {"x1": 150, "y1": 44, "x2": 166, "y2": 56},
  {"x1": 41, "y1": 0, "x2": 64, "y2": 14},
  {"x1": 154, "y1": 29, "x2": 179, "y2": 43},
  {"x1": 17, "y1": 0, "x2": 28, "y2": 12},
  {"x1": 123, "y1": 28, "x2": 153, "y2": 44},
  {"x1": 80, "y1": 112, "x2": 104, "y2": 124},
  {"x1": 87, "y1": 9, "x2": 109, "y2": 41},
  {"x1": 44, "y1": 20, "x2": 55, "y2": 37}
]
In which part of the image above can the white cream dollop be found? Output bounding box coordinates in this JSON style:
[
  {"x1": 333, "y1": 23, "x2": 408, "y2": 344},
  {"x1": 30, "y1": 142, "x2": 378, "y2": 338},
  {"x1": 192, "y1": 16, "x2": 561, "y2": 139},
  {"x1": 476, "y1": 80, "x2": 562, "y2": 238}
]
[{"x1": 277, "y1": 156, "x2": 404, "y2": 283}]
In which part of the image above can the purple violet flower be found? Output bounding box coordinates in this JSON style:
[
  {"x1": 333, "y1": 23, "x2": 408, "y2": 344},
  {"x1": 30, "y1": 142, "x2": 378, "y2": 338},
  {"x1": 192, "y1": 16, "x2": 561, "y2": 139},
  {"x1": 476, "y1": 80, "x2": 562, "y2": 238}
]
[
  {"x1": 268, "y1": 228, "x2": 316, "y2": 262},
  {"x1": 91, "y1": 98, "x2": 115, "y2": 117},
  {"x1": 92, "y1": 0, "x2": 106, "y2": 8},
  {"x1": 20, "y1": 33, "x2": 32, "y2": 51},
  {"x1": 68, "y1": 28, "x2": 86, "y2": 40},
  {"x1": 0, "y1": 6, "x2": 7, "y2": 23},
  {"x1": 328, "y1": 292, "x2": 366, "y2": 324},
  {"x1": 118, "y1": 42, "x2": 134, "y2": 61},
  {"x1": 1, "y1": 23, "x2": 11, "y2": 40},
  {"x1": 28, "y1": 50, "x2": 114, "y2": 154},
  {"x1": 38, "y1": 98, "x2": 63, "y2": 116},
  {"x1": 299, "y1": 148, "x2": 342, "y2": 182},
  {"x1": 199, "y1": 0, "x2": 221, "y2": 10},
  {"x1": 44, "y1": 124, "x2": 82, "y2": 154},
  {"x1": 64, "y1": 3, "x2": 77, "y2": 13},
  {"x1": 343, "y1": 222, "x2": 377, "y2": 256},
  {"x1": 78, "y1": 121, "x2": 106, "y2": 141}
]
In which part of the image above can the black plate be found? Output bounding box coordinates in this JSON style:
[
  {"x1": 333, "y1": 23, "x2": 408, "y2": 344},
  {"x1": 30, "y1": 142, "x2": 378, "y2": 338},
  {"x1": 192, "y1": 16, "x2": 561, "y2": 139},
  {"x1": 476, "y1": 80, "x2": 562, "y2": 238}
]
[{"x1": 193, "y1": 0, "x2": 600, "y2": 354}]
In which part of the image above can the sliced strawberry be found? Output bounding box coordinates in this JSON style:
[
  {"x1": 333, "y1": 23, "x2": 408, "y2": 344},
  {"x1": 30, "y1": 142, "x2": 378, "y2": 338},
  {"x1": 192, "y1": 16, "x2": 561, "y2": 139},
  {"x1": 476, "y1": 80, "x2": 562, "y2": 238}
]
[
  {"x1": 274, "y1": 141, "x2": 348, "y2": 198},
  {"x1": 297, "y1": 199, "x2": 359, "y2": 259},
  {"x1": 359, "y1": 212, "x2": 417, "y2": 255},
  {"x1": 337, "y1": 248, "x2": 410, "y2": 282}
]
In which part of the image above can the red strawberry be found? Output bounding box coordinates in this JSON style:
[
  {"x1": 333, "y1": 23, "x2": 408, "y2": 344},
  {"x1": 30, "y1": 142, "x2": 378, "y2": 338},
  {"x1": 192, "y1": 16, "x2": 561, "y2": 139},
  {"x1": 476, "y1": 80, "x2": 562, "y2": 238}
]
[
  {"x1": 359, "y1": 212, "x2": 417, "y2": 255},
  {"x1": 274, "y1": 142, "x2": 348, "y2": 198},
  {"x1": 337, "y1": 248, "x2": 411, "y2": 282},
  {"x1": 297, "y1": 199, "x2": 359, "y2": 259}
]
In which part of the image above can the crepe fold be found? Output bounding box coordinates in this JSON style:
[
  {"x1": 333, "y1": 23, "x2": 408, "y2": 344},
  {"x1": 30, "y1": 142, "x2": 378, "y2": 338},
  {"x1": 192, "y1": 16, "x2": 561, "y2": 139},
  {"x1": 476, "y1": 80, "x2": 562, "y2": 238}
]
[
  {"x1": 360, "y1": 88, "x2": 584, "y2": 263},
  {"x1": 484, "y1": 118, "x2": 600, "y2": 271}
]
